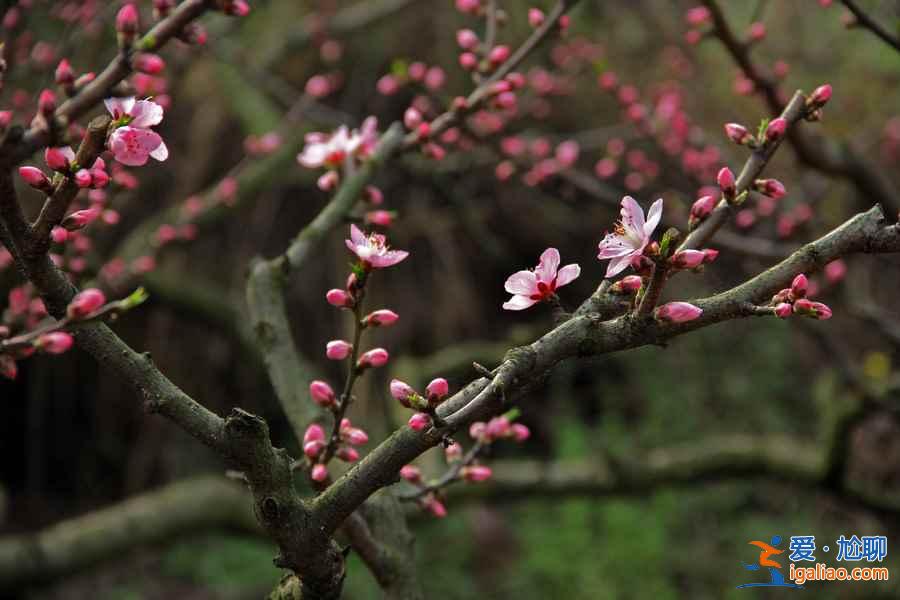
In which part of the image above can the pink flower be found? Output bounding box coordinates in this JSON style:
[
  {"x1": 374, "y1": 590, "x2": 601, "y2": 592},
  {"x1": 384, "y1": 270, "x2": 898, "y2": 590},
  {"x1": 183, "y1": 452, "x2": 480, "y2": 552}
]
[
  {"x1": 345, "y1": 224, "x2": 408, "y2": 269},
  {"x1": 358, "y1": 347, "x2": 389, "y2": 368},
  {"x1": 765, "y1": 117, "x2": 787, "y2": 142},
  {"x1": 67, "y1": 288, "x2": 106, "y2": 319},
  {"x1": 36, "y1": 332, "x2": 74, "y2": 354},
  {"x1": 597, "y1": 196, "x2": 663, "y2": 278},
  {"x1": 364, "y1": 309, "x2": 399, "y2": 327},
  {"x1": 461, "y1": 465, "x2": 492, "y2": 482},
  {"x1": 408, "y1": 413, "x2": 431, "y2": 431},
  {"x1": 309, "y1": 380, "x2": 336, "y2": 407},
  {"x1": 297, "y1": 117, "x2": 379, "y2": 169},
  {"x1": 45, "y1": 146, "x2": 75, "y2": 172},
  {"x1": 104, "y1": 97, "x2": 168, "y2": 166},
  {"x1": 426, "y1": 378, "x2": 449, "y2": 403},
  {"x1": 654, "y1": 302, "x2": 703, "y2": 323},
  {"x1": 400, "y1": 465, "x2": 421, "y2": 483},
  {"x1": 326, "y1": 340, "x2": 352, "y2": 360},
  {"x1": 311, "y1": 464, "x2": 329, "y2": 482},
  {"x1": 18, "y1": 166, "x2": 51, "y2": 191},
  {"x1": 502, "y1": 248, "x2": 580, "y2": 311}
]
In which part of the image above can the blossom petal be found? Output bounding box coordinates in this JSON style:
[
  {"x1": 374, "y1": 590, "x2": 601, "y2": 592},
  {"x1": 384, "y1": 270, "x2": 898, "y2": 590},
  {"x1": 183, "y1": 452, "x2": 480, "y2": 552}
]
[
  {"x1": 370, "y1": 250, "x2": 409, "y2": 268},
  {"x1": 104, "y1": 96, "x2": 135, "y2": 119},
  {"x1": 643, "y1": 198, "x2": 663, "y2": 237},
  {"x1": 298, "y1": 145, "x2": 328, "y2": 168},
  {"x1": 555, "y1": 264, "x2": 581, "y2": 287},
  {"x1": 597, "y1": 233, "x2": 637, "y2": 259},
  {"x1": 620, "y1": 195, "x2": 645, "y2": 236},
  {"x1": 605, "y1": 254, "x2": 633, "y2": 278},
  {"x1": 349, "y1": 224, "x2": 366, "y2": 246},
  {"x1": 129, "y1": 99, "x2": 164, "y2": 128},
  {"x1": 149, "y1": 139, "x2": 168, "y2": 161},
  {"x1": 504, "y1": 270, "x2": 538, "y2": 295},
  {"x1": 502, "y1": 295, "x2": 538, "y2": 311},
  {"x1": 534, "y1": 248, "x2": 560, "y2": 283}
]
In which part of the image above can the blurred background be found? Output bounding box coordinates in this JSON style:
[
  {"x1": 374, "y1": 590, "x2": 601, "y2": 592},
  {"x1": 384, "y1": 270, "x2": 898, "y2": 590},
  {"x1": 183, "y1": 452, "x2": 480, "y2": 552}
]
[{"x1": 1, "y1": 0, "x2": 900, "y2": 598}]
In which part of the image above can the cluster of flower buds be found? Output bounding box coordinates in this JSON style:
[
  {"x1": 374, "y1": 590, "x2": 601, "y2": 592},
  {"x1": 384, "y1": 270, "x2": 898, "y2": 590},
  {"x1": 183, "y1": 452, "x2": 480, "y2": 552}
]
[
  {"x1": 391, "y1": 377, "x2": 450, "y2": 431},
  {"x1": 302, "y1": 417, "x2": 368, "y2": 482},
  {"x1": 771, "y1": 274, "x2": 832, "y2": 320},
  {"x1": 19, "y1": 148, "x2": 110, "y2": 196},
  {"x1": 469, "y1": 414, "x2": 530, "y2": 444},
  {"x1": 683, "y1": 6, "x2": 711, "y2": 45},
  {"x1": 54, "y1": 59, "x2": 95, "y2": 97}
]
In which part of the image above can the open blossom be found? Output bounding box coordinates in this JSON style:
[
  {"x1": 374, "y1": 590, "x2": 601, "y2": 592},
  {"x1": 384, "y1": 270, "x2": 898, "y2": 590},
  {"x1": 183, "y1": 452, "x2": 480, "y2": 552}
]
[
  {"x1": 502, "y1": 248, "x2": 580, "y2": 311},
  {"x1": 297, "y1": 117, "x2": 379, "y2": 169},
  {"x1": 345, "y1": 224, "x2": 408, "y2": 269},
  {"x1": 597, "y1": 196, "x2": 663, "y2": 278},
  {"x1": 104, "y1": 97, "x2": 168, "y2": 166}
]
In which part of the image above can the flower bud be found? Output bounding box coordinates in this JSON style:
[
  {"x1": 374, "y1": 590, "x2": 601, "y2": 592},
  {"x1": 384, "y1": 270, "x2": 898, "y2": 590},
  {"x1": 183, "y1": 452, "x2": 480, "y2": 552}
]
[
  {"x1": 358, "y1": 348, "x2": 389, "y2": 369},
  {"x1": 303, "y1": 440, "x2": 325, "y2": 458},
  {"x1": 326, "y1": 340, "x2": 352, "y2": 360},
  {"x1": 755, "y1": 178, "x2": 786, "y2": 199},
  {"x1": 74, "y1": 169, "x2": 92, "y2": 188},
  {"x1": 425, "y1": 378, "x2": 449, "y2": 404},
  {"x1": 364, "y1": 309, "x2": 399, "y2": 327},
  {"x1": 469, "y1": 422, "x2": 487, "y2": 440},
  {"x1": 336, "y1": 446, "x2": 359, "y2": 462},
  {"x1": 765, "y1": 117, "x2": 787, "y2": 142},
  {"x1": 364, "y1": 186, "x2": 384, "y2": 205},
  {"x1": 774, "y1": 303, "x2": 792, "y2": 318},
  {"x1": 116, "y1": 4, "x2": 139, "y2": 36},
  {"x1": 825, "y1": 259, "x2": 847, "y2": 284},
  {"x1": 724, "y1": 123, "x2": 751, "y2": 145},
  {"x1": 717, "y1": 167, "x2": 736, "y2": 198},
  {"x1": 486, "y1": 416, "x2": 510, "y2": 439},
  {"x1": 404, "y1": 107, "x2": 422, "y2": 130},
  {"x1": 35, "y1": 332, "x2": 74, "y2": 354},
  {"x1": 400, "y1": 465, "x2": 421, "y2": 483},
  {"x1": 311, "y1": 464, "x2": 328, "y2": 482},
  {"x1": 365, "y1": 210, "x2": 394, "y2": 227},
  {"x1": 18, "y1": 166, "x2": 52, "y2": 192},
  {"x1": 309, "y1": 380, "x2": 336, "y2": 407},
  {"x1": 341, "y1": 425, "x2": 368, "y2": 446},
  {"x1": 488, "y1": 45, "x2": 510, "y2": 66},
  {"x1": 325, "y1": 288, "x2": 352, "y2": 308},
  {"x1": 44, "y1": 146, "x2": 73, "y2": 172},
  {"x1": 304, "y1": 423, "x2": 325, "y2": 444},
  {"x1": 390, "y1": 379, "x2": 417, "y2": 408},
  {"x1": 38, "y1": 89, "x2": 56, "y2": 117},
  {"x1": 458, "y1": 52, "x2": 478, "y2": 70},
  {"x1": 808, "y1": 84, "x2": 832, "y2": 108},
  {"x1": 654, "y1": 301, "x2": 703, "y2": 323},
  {"x1": 456, "y1": 28, "x2": 479, "y2": 50},
  {"x1": 685, "y1": 6, "x2": 711, "y2": 25},
  {"x1": 511, "y1": 423, "x2": 531, "y2": 442},
  {"x1": 424, "y1": 494, "x2": 447, "y2": 517},
  {"x1": 55, "y1": 59, "x2": 74, "y2": 86},
  {"x1": 445, "y1": 442, "x2": 463, "y2": 462},
  {"x1": 408, "y1": 412, "x2": 431, "y2": 431},
  {"x1": 461, "y1": 465, "x2": 493, "y2": 482},
  {"x1": 67, "y1": 288, "x2": 106, "y2": 319},
  {"x1": 671, "y1": 249, "x2": 705, "y2": 269},
  {"x1": 790, "y1": 274, "x2": 808, "y2": 299},
  {"x1": 317, "y1": 170, "x2": 339, "y2": 192},
  {"x1": 133, "y1": 53, "x2": 165, "y2": 75},
  {"x1": 62, "y1": 207, "x2": 100, "y2": 231},
  {"x1": 689, "y1": 195, "x2": 717, "y2": 228},
  {"x1": 90, "y1": 168, "x2": 110, "y2": 189},
  {"x1": 611, "y1": 274, "x2": 643, "y2": 294},
  {"x1": 528, "y1": 8, "x2": 545, "y2": 27},
  {"x1": 51, "y1": 226, "x2": 68, "y2": 243}
]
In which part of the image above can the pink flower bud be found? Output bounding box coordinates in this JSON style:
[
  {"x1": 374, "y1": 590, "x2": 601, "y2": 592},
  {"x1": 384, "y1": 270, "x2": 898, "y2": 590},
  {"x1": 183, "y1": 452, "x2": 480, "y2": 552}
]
[
  {"x1": 654, "y1": 301, "x2": 703, "y2": 323},
  {"x1": 528, "y1": 8, "x2": 545, "y2": 27},
  {"x1": 462, "y1": 465, "x2": 493, "y2": 482},
  {"x1": 469, "y1": 422, "x2": 487, "y2": 440},
  {"x1": 304, "y1": 423, "x2": 325, "y2": 444},
  {"x1": 408, "y1": 412, "x2": 431, "y2": 431},
  {"x1": 400, "y1": 465, "x2": 422, "y2": 483},
  {"x1": 774, "y1": 303, "x2": 793, "y2": 318},
  {"x1": 225, "y1": 0, "x2": 251, "y2": 17},
  {"x1": 424, "y1": 495, "x2": 447, "y2": 518},
  {"x1": 808, "y1": 84, "x2": 832, "y2": 108},
  {"x1": 747, "y1": 22, "x2": 766, "y2": 41},
  {"x1": 326, "y1": 340, "x2": 352, "y2": 360},
  {"x1": 62, "y1": 207, "x2": 100, "y2": 231},
  {"x1": 611, "y1": 275, "x2": 643, "y2": 294},
  {"x1": 74, "y1": 169, "x2": 92, "y2": 188},
  {"x1": 90, "y1": 168, "x2": 110, "y2": 188},
  {"x1": 555, "y1": 140, "x2": 580, "y2": 167},
  {"x1": 671, "y1": 249, "x2": 705, "y2": 269},
  {"x1": 403, "y1": 107, "x2": 422, "y2": 130},
  {"x1": 684, "y1": 6, "x2": 711, "y2": 26},
  {"x1": 44, "y1": 146, "x2": 73, "y2": 172},
  {"x1": 376, "y1": 75, "x2": 400, "y2": 95},
  {"x1": 456, "y1": 29, "x2": 479, "y2": 50},
  {"x1": 317, "y1": 170, "x2": 339, "y2": 191},
  {"x1": 724, "y1": 123, "x2": 751, "y2": 145},
  {"x1": 689, "y1": 195, "x2": 717, "y2": 227},
  {"x1": 702, "y1": 248, "x2": 719, "y2": 263},
  {"x1": 365, "y1": 186, "x2": 384, "y2": 205},
  {"x1": 824, "y1": 259, "x2": 847, "y2": 284},
  {"x1": 445, "y1": 442, "x2": 463, "y2": 462},
  {"x1": 303, "y1": 440, "x2": 325, "y2": 458},
  {"x1": 326, "y1": 288, "x2": 352, "y2": 308},
  {"x1": 50, "y1": 226, "x2": 68, "y2": 243},
  {"x1": 756, "y1": 178, "x2": 786, "y2": 199},
  {"x1": 488, "y1": 45, "x2": 510, "y2": 66},
  {"x1": 133, "y1": 53, "x2": 165, "y2": 75},
  {"x1": 425, "y1": 378, "x2": 449, "y2": 403},
  {"x1": 18, "y1": 166, "x2": 51, "y2": 191},
  {"x1": 336, "y1": 446, "x2": 359, "y2": 462},
  {"x1": 765, "y1": 117, "x2": 787, "y2": 142},
  {"x1": 55, "y1": 59, "x2": 74, "y2": 86},
  {"x1": 790, "y1": 274, "x2": 808, "y2": 299},
  {"x1": 809, "y1": 301, "x2": 833, "y2": 320},
  {"x1": 36, "y1": 332, "x2": 74, "y2": 354},
  {"x1": 311, "y1": 464, "x2": 329, "y2": 482},
  {"x1": 365, "y1": 210, "x2": 394, "y2": 227},
  {"x1": 455, "y1": 0, "x2": 480, "y2": 14},
  {"x1": 511, "y1": 423, "x2": 531, "y2": 442},
  {"x1": 486, "y1": 416, "x2": 510, "y2": 439},
  {"x1": 358, "y1": 348, "x2": 389, "y2": 368},
  {"x1": 38, "y1": 89, "x2": 56, "y2": 116},
  {"x1": 390, "y1": 379, "x2": 417, "y2": 408},
  {"x1": 365, "y1": 309, "x2": 399, "y2": 327},
  {"x1": 309, "y1": 380, "x2": 336, "y2": 407},
  {"x1": 116, "y1": 3, "x2": 139, "y2": 35},
  {"x1": 67, "y1": 288, "x2": 106, "y2": 319},
  {"x1": 341, "y1": 426, "x2": 368, "y2": 446},
  {"x1": 717, "y1": 167, "x2": 736, "y2": 196},
  {"x1": 458, "y1": 52, "x2": 478, "y2": 70}
]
